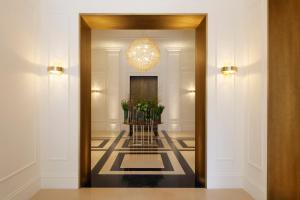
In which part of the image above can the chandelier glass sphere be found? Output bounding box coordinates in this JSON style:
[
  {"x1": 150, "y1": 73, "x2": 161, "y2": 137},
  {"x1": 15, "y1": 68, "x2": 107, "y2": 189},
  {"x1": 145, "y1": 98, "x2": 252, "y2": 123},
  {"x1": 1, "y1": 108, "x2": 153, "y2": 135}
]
[{"x1": 126, "y1": 38, "x2": 160, "y2": 72}]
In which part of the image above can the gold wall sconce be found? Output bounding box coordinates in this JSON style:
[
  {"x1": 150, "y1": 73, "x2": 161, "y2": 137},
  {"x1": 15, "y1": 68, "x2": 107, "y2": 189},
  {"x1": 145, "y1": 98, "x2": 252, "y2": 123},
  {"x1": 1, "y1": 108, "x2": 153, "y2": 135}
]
[
  {"x1": 221, "y1": 66, "x2": 238, "y2": 75},
  {"x1": 91, "y1": 89, "x2": 102, "y2": 93},
  {"x1": 47, "y1": 66, "x2": 64, "y2": 75}
]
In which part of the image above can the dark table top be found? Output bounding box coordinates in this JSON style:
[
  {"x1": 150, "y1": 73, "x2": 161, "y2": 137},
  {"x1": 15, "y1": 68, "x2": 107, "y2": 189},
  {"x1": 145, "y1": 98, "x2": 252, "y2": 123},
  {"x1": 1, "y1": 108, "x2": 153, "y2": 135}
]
[{"x1": 123, "y1": 121, "x2": 162, "y2": 125}]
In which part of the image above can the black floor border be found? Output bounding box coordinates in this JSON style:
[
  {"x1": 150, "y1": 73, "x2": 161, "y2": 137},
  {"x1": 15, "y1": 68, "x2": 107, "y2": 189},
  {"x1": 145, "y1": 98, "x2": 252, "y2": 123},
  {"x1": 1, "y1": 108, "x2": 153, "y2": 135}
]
[
  {"x1": 91, "y1": 130, "x2": 126, "y2": 176},
  {"x1": 122, "y1": 138, "x2": 164, "y2": 148},
  {"x1": 111, "y1": 152, "x2": 174, "y2": 171},
  {"x1": 91, "y1": 139, "x2": 110, "y2": 148},
  {"x1": 177, "y1": 138, "x2": 195, "y2": 148},
  {"x1": 161, "y1": 130, "x2": 195, "y2": 176},
  {"x1": 90, "y1": 130, "x2": 202, "y2": 188}
]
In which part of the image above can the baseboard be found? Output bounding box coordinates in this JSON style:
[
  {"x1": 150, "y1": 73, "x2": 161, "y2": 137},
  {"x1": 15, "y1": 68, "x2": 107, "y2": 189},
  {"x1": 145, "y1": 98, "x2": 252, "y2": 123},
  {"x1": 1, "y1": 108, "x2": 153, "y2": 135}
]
[
  {"x1": 41, "y1": 177, "x2": 78, "y2": 189},
  {"x1": 207, "y1": 175, "x2": 242, "y2": 188},
  {"x1": 5, "y1": 177, "x2": 40, "y2": 200},
  {"x1": 243, "y1": 178, "x2": 266, "y2": 200}
]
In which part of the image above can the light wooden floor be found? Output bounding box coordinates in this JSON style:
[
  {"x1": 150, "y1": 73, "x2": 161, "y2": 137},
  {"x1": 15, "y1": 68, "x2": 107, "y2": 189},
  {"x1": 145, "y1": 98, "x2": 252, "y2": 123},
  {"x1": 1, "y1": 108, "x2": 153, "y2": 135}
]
[{"x1": 32, "y1": 189, "x2": 253, "y2": 200}]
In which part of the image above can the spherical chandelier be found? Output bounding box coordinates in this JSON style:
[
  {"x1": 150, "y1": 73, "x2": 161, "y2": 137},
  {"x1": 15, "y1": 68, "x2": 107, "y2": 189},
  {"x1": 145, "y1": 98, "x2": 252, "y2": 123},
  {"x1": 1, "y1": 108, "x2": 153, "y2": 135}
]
[{"x1": 126, "y1": 38, "x2": 160, "y2": 72}]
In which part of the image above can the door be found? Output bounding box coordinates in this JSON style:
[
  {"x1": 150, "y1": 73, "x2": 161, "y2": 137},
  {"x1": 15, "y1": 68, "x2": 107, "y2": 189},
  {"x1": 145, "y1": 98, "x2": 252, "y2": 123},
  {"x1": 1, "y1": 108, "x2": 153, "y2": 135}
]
[{"x1": 130, "y1": 76, "x2": 158, "y2": 103}]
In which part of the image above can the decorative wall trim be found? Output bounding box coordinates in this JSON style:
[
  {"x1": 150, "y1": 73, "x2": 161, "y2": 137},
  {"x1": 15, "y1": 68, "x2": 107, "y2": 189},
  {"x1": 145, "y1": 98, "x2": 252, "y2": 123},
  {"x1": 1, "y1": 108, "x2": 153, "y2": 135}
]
[
  {"x1": 246, "y1": 74, "x2": 263, "y2": 172},
  {"x1": 214, "y1": 73, "x2": 236, "y2": 163},
  {"x1": 243, "y1": 177, "x2": 265, "y2": 200},
  {"x1": 46, "y1": 12, "x2": 70, "y2": 163},
  {"x1": 0, "y1": 161, "x2": 36, "y2": 182},
  {"x1": 167, "y1": 48, "x2": 181, "y2": 53},
  {"x1": 103, "y1": 47, "x2": 121, "y2": 52},
  {"x1": 0, "y1": 121, "x2": 38, "y2": 182},
  {"x1": 5, "y1": 177, "x2": 40, "y2": 200},
  {"x1": 246, "y1": 124, "x2": 263, "y2": 171},
  {"x1": 248, "y1": 160, "x2": 263, "y2": 171}
]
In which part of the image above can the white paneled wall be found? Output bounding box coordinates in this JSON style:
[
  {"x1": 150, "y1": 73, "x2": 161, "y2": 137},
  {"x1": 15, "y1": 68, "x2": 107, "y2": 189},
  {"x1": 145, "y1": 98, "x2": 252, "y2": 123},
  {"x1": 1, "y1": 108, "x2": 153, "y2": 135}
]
[
  {"x1": 39, "y1": 1, "x2": 267, "y2": 199},
  {"x1": 0, "y1": 0, "x2": 41, "y2": 199},
  {"x1": 91, "y1": 49, "x2": 107, "y2": 131},
  {"x1": 180, "y1": 49, "x2": 196, "y2": 131},
  {"x1": 39, "y1": 6, "x2": 78, "y2": 189},
  {"x1": 242, "y1": 1, "x2": 268, "y2": 199},
  {"x1": 106, "y1": 49, "x2": 121, "y2": 131},
  {"x1": 92, "y1": 48, "x2": 121, "y2": 132},
  {"x1": 167, "y1": 49, "x2": 181, "y2": 132}
]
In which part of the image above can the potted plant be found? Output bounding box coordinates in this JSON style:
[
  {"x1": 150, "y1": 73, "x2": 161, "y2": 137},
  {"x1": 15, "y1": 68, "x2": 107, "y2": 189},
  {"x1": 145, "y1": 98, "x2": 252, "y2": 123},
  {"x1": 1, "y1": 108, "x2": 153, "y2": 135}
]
[
  {"x1": 121, "y1": 99, "x2": 129, "y2": 123},
  {"x1": 136, "y1": 100, "x2": 150, "y2": 121},
  {"x1": 156, "y1": 104, "x2": 164, "y2": 123},
  {"x1": 152, "y1": 104, "x2": 164, "y2": 123}
]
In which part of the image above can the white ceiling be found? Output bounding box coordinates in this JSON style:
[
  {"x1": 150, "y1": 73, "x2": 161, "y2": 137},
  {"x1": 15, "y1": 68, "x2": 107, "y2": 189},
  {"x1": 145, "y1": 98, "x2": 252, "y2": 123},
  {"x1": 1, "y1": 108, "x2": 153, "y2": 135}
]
[{"x1": 91, "y1": 30, "x2": 195, "y2": 50}]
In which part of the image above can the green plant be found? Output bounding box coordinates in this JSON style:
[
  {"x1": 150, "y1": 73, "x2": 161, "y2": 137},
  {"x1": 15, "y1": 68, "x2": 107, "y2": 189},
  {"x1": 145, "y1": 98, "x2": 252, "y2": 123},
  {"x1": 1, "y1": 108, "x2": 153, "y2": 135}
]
[
  {"x1": 121, "y1": 99, "x2": 129, "y2": 111},
  {"x1": 136, "y1": 100, "x2": 150, "y2": 113},
  {"x1": 130, "y1": 99, "x2": 165, "y2": 121},
  {"x1": 157, "y1": 104, "x2": 165, "y2": 115},
  {"x1": 150, "y1": 104, "x2": 164, "y2": 122}
]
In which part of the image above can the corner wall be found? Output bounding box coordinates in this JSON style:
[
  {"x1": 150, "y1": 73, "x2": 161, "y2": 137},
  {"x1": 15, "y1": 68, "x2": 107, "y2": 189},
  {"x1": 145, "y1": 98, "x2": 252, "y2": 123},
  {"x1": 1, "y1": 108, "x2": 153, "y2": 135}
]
[
  {"x1": 0, "y1": 0, "x2": 41, "y2": 199},
  {"x1": 241, "y1": 0, "x2": 268, "y2": 199}
]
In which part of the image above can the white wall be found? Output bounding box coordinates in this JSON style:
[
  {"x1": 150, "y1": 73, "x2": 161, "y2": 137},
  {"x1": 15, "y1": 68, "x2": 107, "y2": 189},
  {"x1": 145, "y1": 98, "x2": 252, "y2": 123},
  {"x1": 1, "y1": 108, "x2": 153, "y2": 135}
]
[
  {"x1": 0, "y1": 0, "x2": 41, "y2": 199},
  {"x1": 241, "y1": 1, "x2": 268, "y2": 200},
  {"x1": 91, "y1": 30, "x2": 195, "y2": 134},
  {"x1": 39, "y1": 0, "x2": 267, "y2": 199}
]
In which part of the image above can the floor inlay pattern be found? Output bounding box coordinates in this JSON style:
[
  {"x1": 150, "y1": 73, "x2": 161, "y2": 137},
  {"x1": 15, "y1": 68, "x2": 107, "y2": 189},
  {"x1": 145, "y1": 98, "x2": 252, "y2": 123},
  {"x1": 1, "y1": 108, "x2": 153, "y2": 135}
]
[{"x1": 91, "y1": 130, "x2": 199, "y2": 188}]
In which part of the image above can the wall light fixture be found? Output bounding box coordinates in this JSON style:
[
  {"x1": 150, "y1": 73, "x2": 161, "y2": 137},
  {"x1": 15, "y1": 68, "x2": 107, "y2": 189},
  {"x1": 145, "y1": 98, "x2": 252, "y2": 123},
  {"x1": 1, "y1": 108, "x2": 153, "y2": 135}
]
[
  {"x1": 91, "y1": 89, "x2": 102, "y2": 93},
  {"x1": 47, "y1": 66, "x2": 64, "y2": 75},
  {"x1": 221, "y1": 66, "x2": 238, "y2": 75}
]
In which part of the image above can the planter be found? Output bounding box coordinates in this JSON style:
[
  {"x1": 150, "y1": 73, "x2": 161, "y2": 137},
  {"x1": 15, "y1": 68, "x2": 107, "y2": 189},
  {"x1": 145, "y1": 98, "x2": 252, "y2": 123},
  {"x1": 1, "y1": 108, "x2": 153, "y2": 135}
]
[
  {"x1": 153, "y1": 114, "x2": 161, "y2": 123},
  {"x1": 158, "y1": 115, "x2": 161, "y2": 123},
  {"x1": 124, "y1": 110, "x2": 128, "y2": 123}
]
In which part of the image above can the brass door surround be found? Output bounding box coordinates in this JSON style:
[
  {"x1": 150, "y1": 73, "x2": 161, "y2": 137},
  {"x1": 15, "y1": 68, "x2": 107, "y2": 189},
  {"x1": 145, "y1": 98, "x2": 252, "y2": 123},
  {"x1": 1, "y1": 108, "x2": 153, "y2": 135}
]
[{"x1": 80, "y1": 14, "x2": 207, "y2": 187}]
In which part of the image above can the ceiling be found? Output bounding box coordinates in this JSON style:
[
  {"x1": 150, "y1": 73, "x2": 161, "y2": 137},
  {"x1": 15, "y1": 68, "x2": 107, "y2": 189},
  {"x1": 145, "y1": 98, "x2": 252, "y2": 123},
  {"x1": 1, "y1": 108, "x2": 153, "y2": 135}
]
[
  {"x1": 91, "y1": 30, "x2": 195, "y2": 50},
  {"x1": 81, "y1": 15, "x2": 205, "y2": 30}
]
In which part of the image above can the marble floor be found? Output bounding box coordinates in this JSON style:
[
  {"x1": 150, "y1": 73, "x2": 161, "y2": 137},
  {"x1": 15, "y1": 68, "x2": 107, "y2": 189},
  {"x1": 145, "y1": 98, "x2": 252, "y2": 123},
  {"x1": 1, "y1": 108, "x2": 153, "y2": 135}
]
[
  {"x1": 32, "y1": 189, "x2": 254, "y2": 200},
  {"x1": 91, "y1": 130, "x2": 197, "y2": 187}
]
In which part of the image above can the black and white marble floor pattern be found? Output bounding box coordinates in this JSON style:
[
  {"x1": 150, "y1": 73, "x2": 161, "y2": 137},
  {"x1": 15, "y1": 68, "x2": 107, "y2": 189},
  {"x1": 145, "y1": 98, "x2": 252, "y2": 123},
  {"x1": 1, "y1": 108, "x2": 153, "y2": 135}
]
[{"x1": 90, "y1": 130, "x2": 200, "y2": 188}]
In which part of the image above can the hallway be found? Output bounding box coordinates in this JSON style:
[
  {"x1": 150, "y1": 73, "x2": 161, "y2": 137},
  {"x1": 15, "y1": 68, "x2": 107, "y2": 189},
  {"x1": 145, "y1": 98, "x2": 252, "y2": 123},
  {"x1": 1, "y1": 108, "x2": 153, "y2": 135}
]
[
  {"x1": 5, "y1": 0, "x2": 299, "y2": 199},
  {"x1": 91, "y1": 131, "x2": 198, "y2": 187}
]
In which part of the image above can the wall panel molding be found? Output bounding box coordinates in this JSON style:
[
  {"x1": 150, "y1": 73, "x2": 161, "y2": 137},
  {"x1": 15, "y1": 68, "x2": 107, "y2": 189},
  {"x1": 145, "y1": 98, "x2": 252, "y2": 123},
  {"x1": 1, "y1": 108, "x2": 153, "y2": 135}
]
[
  {"x1": 0, "y1": 161, "x2": 37, "y2": 183},
  {"x1": 0, "y1": 120, "x2": 38, "y2": 182},
  {"x1": 46, "y1": 12, "x2": 70, "y2": 162},
  {"x1": 4, "y1": 177, "x2": 40, "y2": 200}
]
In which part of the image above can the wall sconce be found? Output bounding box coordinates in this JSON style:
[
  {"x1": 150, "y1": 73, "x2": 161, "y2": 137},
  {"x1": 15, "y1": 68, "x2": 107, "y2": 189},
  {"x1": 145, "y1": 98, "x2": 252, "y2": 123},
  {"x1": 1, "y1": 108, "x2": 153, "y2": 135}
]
[
  {"x1": 188, "y1": 89, "x2": 196, "y2": 93},
  {"x1": 47, "y1": 66, "x2": 64, "y2": 75},
  {"x1": 91, "y1": 89, "x2": 102, "y2": 93},
  {"x1": 221, "y1": 66, "x2": 238, "y2": 75}
]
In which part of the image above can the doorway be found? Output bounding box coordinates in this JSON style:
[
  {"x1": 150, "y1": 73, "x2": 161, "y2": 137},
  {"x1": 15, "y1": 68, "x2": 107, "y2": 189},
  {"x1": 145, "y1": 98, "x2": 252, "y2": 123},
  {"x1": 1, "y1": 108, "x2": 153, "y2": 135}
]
[{"x1": 80, "y1": 14, "x2": 207, "y2": 188}]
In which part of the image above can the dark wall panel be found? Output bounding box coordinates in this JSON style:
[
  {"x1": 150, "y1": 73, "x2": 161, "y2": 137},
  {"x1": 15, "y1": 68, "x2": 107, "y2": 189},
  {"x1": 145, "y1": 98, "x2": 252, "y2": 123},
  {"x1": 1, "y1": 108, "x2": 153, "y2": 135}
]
[{"x1": 268, "y1": 0, "x2": 300, "y2": 199}]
